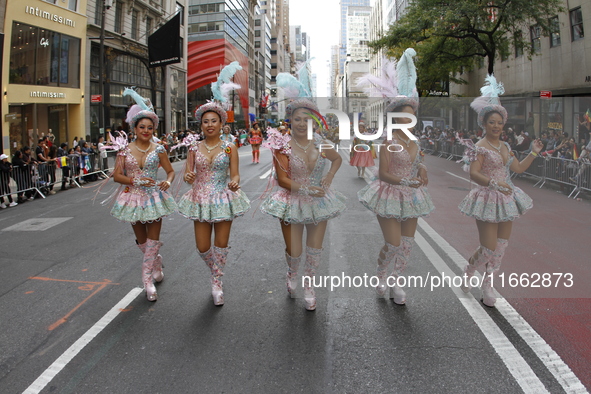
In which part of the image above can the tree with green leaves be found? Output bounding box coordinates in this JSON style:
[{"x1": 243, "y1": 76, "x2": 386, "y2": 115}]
[{"x1": 371, "y1": 0, "x2": 565, "y2": 92}]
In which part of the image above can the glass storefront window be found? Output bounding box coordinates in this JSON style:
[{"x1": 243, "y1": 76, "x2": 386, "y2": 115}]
[
  {"x1": 9, "y1": 23, "x2": 36, "y2": 84},
  {"x1": 61, "y1": 36, "x2": 80, "y2": 88},
  {"x1": 10, "y1": 22, "x2": 80, "y2": 88},
  {"x1": 540, "y1": 97, "x2": 564, "y2": 132}
]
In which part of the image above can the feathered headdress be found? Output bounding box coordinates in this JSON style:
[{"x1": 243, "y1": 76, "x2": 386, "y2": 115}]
[
  {"x1": 194, "y1": 61, "x2": 243, "y2": 125},
  {"x1": 124, "y1": 88, "x2": 159, "y2": 130},
  {"x1": 276, "y1": 71, "x2": 327, "y2": 129},
  {"x1": 470, "y1": 74, "x2": 508, "y2": 129},
  {"x1": 356, "y1": 48, "x2": 419, "y2": 113},
  {"x1": 295, "y1": 58, "x2": 314, "y2": 98}
]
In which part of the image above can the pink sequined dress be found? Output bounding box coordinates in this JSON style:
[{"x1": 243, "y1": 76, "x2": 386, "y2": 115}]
[
  {"x1": 178, "y1": 141, "x2": 250, "y2": 222},
  {"x1": 260, "y1": 133, "x2": 346, "y2": 224},
  {"x1": 350, "y1": 137, "x2": 375, "y2": 167},
  {"x1": 358, "y1": 139, "x2": 434, "y2": 220},
  {"x1": 458, "y1": 141, "x2": 532, "y2": 222},
  {"x1": 110, "y1": 145, "x2": 178, "y2": 224}
]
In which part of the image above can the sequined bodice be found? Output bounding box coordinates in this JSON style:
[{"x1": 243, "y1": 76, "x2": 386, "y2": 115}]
[
  {"x1": 387, "y1": 140, "x2": 421, "y2": 178},
  {"x1": 477, "y1": 144, "x2": 514, "y2": 182},
  {"x1": 122, "y1": 145, "x2": 164, "y2": 192},
  {"x1": 191, "y1": 141, "x2": 231, "y2": 193},
  {"x1": 288, "y1": 152, "x2": 326, "y2": 187}
]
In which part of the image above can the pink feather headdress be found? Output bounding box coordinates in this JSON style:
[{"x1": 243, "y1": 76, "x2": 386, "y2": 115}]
[{"x1": 356, "y1": 48, "x2": 419, "y2": 113}]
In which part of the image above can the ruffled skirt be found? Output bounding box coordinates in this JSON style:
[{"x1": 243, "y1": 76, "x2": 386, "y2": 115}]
[
  {"x1": 358, "y1": 180, "x2": 434, "y2": 220},
  {"x1": 178, "y1": 188, "x2": 251, "y2": 222},
  {"x1": 111, "y1": 187, "x2": 178, "y2": 224},
  {"x1": 260, "y1": 189, "x2": 347, "y2": 224},
  {"x1": 458, "y1": 185, "x2": 532, "y2": 222},
  {"x1": 350, "y1": 151, "x2": 375, "y2": 167}
]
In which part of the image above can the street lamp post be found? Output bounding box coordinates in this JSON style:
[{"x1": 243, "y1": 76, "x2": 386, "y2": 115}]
[{"x1": 98, "y1": 0, "x2": 113, "y2": 138}]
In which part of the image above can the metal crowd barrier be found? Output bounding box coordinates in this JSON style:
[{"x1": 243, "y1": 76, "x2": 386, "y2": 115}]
[
  {"x1": 526, "y1": 154, "x2": 588, "y2": 199},
  {"x1": 418, "y1": 139, "x2": 587, "y2": 199},
  {"x1": 1, "y1": 163, "x2": 49, "y2": 201}
]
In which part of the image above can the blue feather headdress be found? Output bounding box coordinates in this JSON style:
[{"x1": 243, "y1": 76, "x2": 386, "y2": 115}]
[
  {"x1": 276, "y1": 70, "x2": 322, "y2": 122},
  {"x1": 470, "y1": 74, "x2": 508, "y2": 129},
  {"x1": 195, "y1": 61, "x2": 243, "y2": 125},
  {"x1": 124, "y1": 88, "x2": 159, "y2": 130}
]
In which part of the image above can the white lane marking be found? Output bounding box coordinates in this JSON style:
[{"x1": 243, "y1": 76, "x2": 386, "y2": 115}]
[
  {"x1": 260, "y1": 168, "x2": 273, "y2": 179},
  {"x1": 415, "y1": 233, "x2": 549, "y2": 394},
  {"x1": 418, "y1": 218, "x2": 588, "y2": 394},
  {"x1": 3, "y1": 217, "x2": 73, "y2": 232},
  {"x1": 446, "y1": 171, "x2": 471, "y2": 183},
  {"x1": 23, "y1": 287, "x2": 143, "y2": 394}
]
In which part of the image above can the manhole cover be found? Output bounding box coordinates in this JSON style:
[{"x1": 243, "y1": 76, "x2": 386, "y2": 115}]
[{"x1": 2, "y1": 217, "x2": 73, "y2": 232}]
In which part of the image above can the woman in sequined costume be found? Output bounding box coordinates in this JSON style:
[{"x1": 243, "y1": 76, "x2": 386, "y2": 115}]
[
  {"x1": 178, "y1": 102, "x2": 250, "y2": 306},
  {"x1": 261, "y1": 99, "x2": 346, "y2": 311},
  {"x1": 458, "y1": 75, "x2": 543, "y2": 307},
  {"x1": 357, "y1": 49, "x2": 433, "y2": 305},
  {"x1": 110, "y1": 88, "x2": 177, "y2": 302},
  {"x1": 357, "y1": 106, "x2": 433, "y2": 305},
  {"x1": 249, "y1": 122, "x2": 263, "y2": 163},
  {"x1": 349, "y1": 121, "x2": 375, "y2": 177}
]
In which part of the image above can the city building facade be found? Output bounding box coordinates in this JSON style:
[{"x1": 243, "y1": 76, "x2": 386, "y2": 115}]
[
  {"x1": 451, "y1": 0, "x2": 591, "y2": 140},
  {"x1": 2, "y1": 0, "x2": 87, "y2": 155},
  {"x1": 86, "y1": 0, "x2": 188, "y2": 141}
]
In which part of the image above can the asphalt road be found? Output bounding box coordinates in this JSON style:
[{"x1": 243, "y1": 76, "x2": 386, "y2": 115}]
[{"x1": 0, "y1": 146, "x2": 589, "y2": 393}]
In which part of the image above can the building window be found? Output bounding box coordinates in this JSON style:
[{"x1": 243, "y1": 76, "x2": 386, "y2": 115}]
[
  {"x1": 255, "y1": 19, "x2": 261, "y2": 26},
  {"x1": 570, "y1": 7, "x2": 584, "y2": 41},
  {"x1": 68, "y1": 0, "x2": 77, "y2": 11},
  {"x1": 146, "y1": 17, "x2": 153, "y2": 43},
  {"x1": 94, "y1": 0, "x2": 103, "y2": 25},
  {"x1": 9, "y1": 22, "x2": 80, "y2": 88},
  {"x1": 254, "y1": 41, "x2": 261, "y2": 48},
  {"x1": 530, "y1": 25, "x2": 541, "y2": 52},
  {"x1": 131, "y1": 9, "x2": 139, "y2": 40},
  {"x1": 549, "y1": 16, "x2": 561, "y2": 47},
  {"x1": 114, "y1": 1, "x2": 123, "y2": 34},
  {"x1": 189, "y1": 3, "x2": 221, "y2": 15},
  {"x1": 176, "y1": 2, "x2": 185, "y2": 25},
  {"x1": 514, "y1": 31, "x2": 523, "y2": 57},
  {"x1": 255, "y1": 30, "x2": 261, "y2": 37},
  {"x1": 271, "y1": 63, "x2": 277, "y2": 69}
]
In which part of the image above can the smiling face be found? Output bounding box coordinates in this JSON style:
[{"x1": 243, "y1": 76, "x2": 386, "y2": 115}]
[
  {"x1": 393, "y1": 105, "x2": 416, "y2": 132},
  {"x1": 291, "y1": 108, "x2": 314, "y2": 138},
  {"x1": 484, "y1": 112, "x2": 504, "y2": 137},
  {"x1": 135, "y1": 118, "x2": 154, "y2": 143},
  {"x1": 201, "y1": 111, "x2": 222, "y2": 138}
]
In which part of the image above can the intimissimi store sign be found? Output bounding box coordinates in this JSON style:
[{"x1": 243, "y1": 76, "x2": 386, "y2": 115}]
[{"x1": 24, "y1": 6, "x2": 76, "y2": 28}]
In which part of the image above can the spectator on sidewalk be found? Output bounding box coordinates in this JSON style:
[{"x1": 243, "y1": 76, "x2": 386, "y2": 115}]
[
  {"x1": 0, "y1": 154, "x2": 18, "y2": 208},
  {"x1": 97, "y1": 136, "x2": 109, "y2": 176},
  {"x1": 515, "y1": 131, "x2": 532, "y2": 152},
  {"x1": 35, "y1": 138, "x2": 50, "y2": 187},
  {"x1": 57, "y1": 143, "x2": 71, "y2": 190},
  {"x1": 46, "y1": 145, "x2": 58, "y2": 194},
  {"x1": 14, "y1": 148, "x2": 35, "y2": 201}
]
